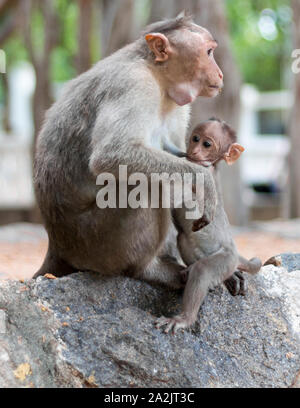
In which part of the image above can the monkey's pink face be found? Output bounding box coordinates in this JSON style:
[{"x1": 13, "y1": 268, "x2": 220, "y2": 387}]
[
  {"x1": 186, "y1": 29, "x2": 224, "y2": 98},
  {"x1": 166, "y1": 29, "x2": 224, "y2": 105},
  {"x1": 187, "y1": 122, "x2": 223, "y2": 167},
  {"x1": 145, "y1": 26, "x2": 223, "y2": 106},
  {"x1": 187, "y1": 121, "x2": 244, "y2": 167}
]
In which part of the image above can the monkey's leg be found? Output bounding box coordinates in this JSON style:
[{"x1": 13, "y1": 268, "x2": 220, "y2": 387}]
[
  {"x1": 33, "y1": 246, "x2": 77, "y2": 279},
  {"x1": 224, "y1": 271, "x2": 247, "y2": 296},
  {"x1": 156, "y1": 248, "x2": 236, "y2": 333},
  {"x1": 137, "y1": 256, "x2": 186, "y2": 290},
  {"x1": 155, "y1": 261, "x2": 211, "y2": 333}
]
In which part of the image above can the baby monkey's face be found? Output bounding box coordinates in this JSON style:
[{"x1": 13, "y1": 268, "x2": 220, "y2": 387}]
[{"x1": 187, "y1": 119, "x2": 244, "y2": 167}]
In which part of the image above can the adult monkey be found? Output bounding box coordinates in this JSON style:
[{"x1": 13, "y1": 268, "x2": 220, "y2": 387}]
[{"x1": 33, "y1": 13, "x2": 224, "y2": 288}]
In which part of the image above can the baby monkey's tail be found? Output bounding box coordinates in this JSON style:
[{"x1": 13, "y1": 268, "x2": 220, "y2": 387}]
[{"x1": 238, "y1": 255, "x2": 262, "y2": 275}]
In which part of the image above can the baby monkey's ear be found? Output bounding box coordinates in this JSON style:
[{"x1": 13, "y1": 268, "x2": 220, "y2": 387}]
[{"x1": 224, "y1": 143, "x2": 245, "y2": 165}]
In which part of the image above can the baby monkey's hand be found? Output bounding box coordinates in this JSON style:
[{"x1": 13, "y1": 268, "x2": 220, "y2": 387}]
[{"x1": 192, "y1": 214, "x2": 210, "y2": 232}]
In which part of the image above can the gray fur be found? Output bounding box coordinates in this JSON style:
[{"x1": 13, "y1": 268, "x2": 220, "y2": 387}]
[
  {"x1": 156, "y1": 167, "x2": 262, "y2": 333},
  {"x1": 33, "y1": 19, "x2": 218, "y2": 289}
]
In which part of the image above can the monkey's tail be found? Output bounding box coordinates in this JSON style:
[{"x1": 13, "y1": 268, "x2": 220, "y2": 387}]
[
  {"x1": 33, "y1": 246, "x2": 77, "y2": 279},
  {"x1": 238, "y1": 255, "x2": 262, "y2": 275}
]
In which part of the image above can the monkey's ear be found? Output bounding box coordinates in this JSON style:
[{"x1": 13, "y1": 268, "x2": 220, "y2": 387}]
[
  {"x1": 224, "y1": 143, "x2": 245, "y2": 165},
  {"x1": 145, "y1": 33, "x2": 172, "y2": 62}
]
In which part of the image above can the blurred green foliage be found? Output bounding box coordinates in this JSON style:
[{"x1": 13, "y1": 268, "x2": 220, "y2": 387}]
[
  {"x1": 0, "y1": 0, "x2": 294, "y2": 102},
  {"x1": 226, "y1": 0, "x2": 292, "y2": 91},
  {"x1": 51, "y1": 0, "x2": 78, "y2": 82}
]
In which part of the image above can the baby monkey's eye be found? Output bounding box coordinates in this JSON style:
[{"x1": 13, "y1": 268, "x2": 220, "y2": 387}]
[
  {"x1": 192, "y1": 135, "x2": 200, "y2": 143},
  {"x1": 203, "y1": 140, "x2": 212, "y2": 148}
]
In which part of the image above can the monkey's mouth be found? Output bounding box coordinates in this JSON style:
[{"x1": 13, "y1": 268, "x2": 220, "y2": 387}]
[
  {"x1": 208, "y1": 83, "x2": 223, "y2": 94},
  {"x1": 187, "y1": 156, "x2": 212, "y2": 167}
]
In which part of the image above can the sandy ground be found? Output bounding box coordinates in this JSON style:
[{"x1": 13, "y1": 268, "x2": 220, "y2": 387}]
[
  {"x1": 0, "y1": 241, "x2": 48, "y2": 280},
  {"x1": 0, "y1": 223, "x2": 299, "y2": 281}
]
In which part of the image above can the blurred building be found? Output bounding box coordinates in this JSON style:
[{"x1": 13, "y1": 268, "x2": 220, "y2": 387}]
[
  {"x1": 239, "y1": 85, "x2": 292, "y2": 220},
  {"x1": 0, "y1": 63, "x2": 35, "y2": 223}
]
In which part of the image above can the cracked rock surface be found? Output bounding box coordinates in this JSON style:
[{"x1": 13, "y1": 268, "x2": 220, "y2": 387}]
[{"x1": 0, "y1": 262, "x2": 299, "y2": 388}]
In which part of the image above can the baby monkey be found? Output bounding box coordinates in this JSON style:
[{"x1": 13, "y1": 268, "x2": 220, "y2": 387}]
[{"x1": 156, "y1": 118, "x2": 262, "y2": 334}]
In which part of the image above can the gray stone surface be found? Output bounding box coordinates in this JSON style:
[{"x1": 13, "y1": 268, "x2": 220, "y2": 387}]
[
  {"x1": 0, "y1": 310, "x2": 6, "y2": 334},
  {"x1": 0, "y1": 266, "x2": 299, "y2": 388}
]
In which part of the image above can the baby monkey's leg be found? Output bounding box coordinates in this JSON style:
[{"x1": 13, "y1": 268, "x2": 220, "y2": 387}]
[
  {"x1": 156, "y1": 248, "x2": 234, "y2": 333},
  {"x1": 155, "y1": 262, "x2": 210, "y2": 333}
]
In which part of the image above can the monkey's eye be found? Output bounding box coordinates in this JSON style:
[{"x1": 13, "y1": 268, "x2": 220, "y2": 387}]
[
  {"x1": 207, "y1": 49, "x2": 213, "y2": 56},
  {"x1": 203, "y1": 140, "x2": 212, "y2": 148},
  {"x1": 193, "y1": 135, "x2": 200, "y2": 143}
]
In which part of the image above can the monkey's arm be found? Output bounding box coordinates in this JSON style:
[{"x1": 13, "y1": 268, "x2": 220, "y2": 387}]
[
  {"x1": 91, "y1": 143, "x2": 216, "y2": 225},
  {"x1": 89, "y1": 106, "x2": 217, "y2": 224},
  {"x1": 90, "y1": 132, "x2": 197, "y2": 177},
  {"x1": 89, "y1": 98, "x2": 194, "y2": 175}
]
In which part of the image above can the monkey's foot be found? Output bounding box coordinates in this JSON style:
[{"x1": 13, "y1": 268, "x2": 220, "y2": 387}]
[
  {"x1": 44, "y1": 273, "x2": 57, "y2": 280},
  {"x1": 224, "y1": 271, "x2": 248, "y2": 296},
  {"x1": 192, "y1": 215, "x2": 209, "y2": 232},
  {"x1": 155, "y1": 314, "x2": 192, "y2": 334}
]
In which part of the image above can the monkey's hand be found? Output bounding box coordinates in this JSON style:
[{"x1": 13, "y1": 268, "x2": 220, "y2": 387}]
[
  {"x1": 224, "y1": 271, "x2": 248, "y2": 296},
  {"x1": 155, "y1": 313, "x2": 193, "y2": 334},
  {"x1": 192, "y1": 215, "x2": 210, "y2": 232},
  {"x1": 190, "y1": 167, "x2": 217, "y2": 229}
]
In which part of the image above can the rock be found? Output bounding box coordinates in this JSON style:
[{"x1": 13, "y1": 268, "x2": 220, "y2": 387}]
[
  {"x1": 0, "y1": 310, "x2": 6, "y2": 334},
  {"x1": 264, "y1": 253, "x2": 300, "y2": 272},
  {"x1": 0, "y1": 266, "x2": 299, "y2": 388}
]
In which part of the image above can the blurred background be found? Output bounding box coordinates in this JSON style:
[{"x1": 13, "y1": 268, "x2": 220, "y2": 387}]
[{"x1": 0, "y1": 0, "x2": 299, "y2": 279}]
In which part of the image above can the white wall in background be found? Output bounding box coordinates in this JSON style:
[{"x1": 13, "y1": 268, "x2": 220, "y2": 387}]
[
  {"x1": 8, "y1": 62, "x2": 35, "y2": 142},
  {"x1": 239, "y1": 84, "x2": 292, "y2": 187},
  {"x1": 0, "y1": 63, "x2": 35, "y2": 208}
]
